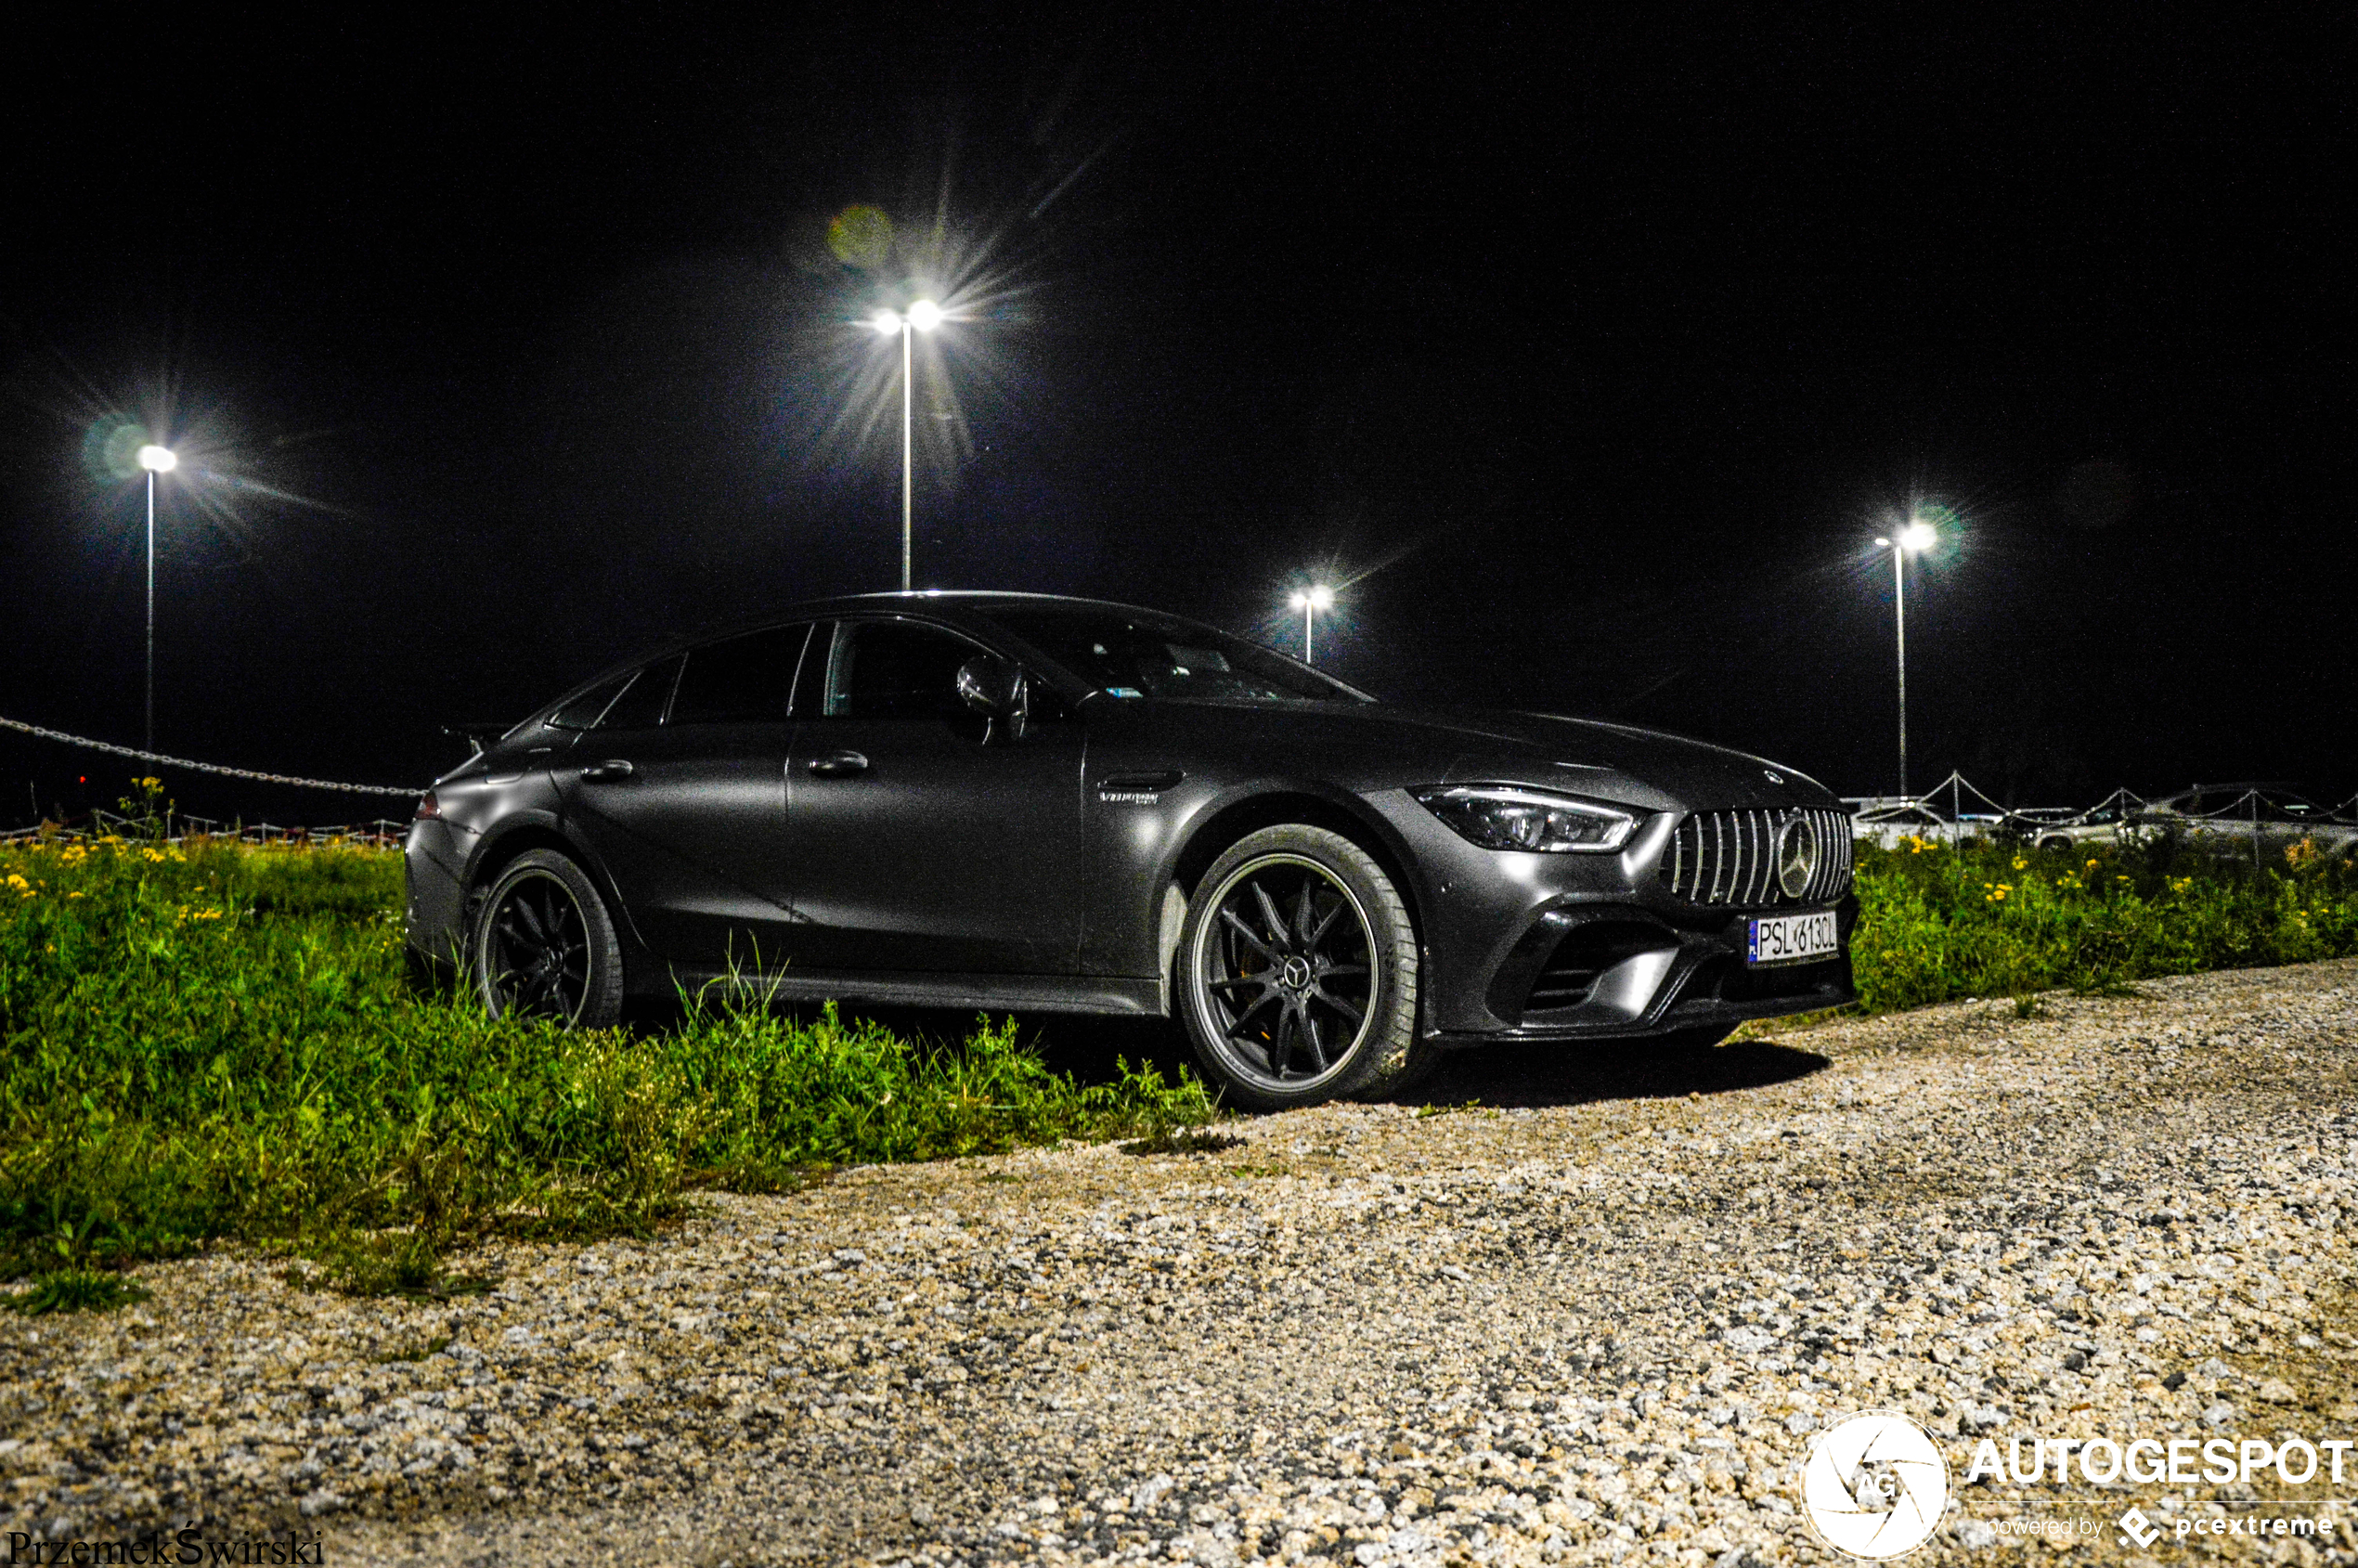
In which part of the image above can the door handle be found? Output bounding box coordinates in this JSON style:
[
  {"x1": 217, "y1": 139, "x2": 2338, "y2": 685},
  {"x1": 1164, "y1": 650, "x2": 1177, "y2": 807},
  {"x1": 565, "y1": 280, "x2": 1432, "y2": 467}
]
[
  {"x1": 806, "y1": 749, "x2": 871, "y2": 777},
  {"x1": 579, "y1": 759, "x2": 635, "y2": 783}
]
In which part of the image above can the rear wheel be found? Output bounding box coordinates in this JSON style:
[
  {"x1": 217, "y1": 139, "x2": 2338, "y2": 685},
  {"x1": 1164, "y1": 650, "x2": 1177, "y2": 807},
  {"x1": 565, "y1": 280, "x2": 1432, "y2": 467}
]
[
  {"x1": 1177, "y1": 825, "x2": 1426, "y2": 1110},
  {"x1": 471, "y1": 849, "x2": 625, "y2": 1029}
]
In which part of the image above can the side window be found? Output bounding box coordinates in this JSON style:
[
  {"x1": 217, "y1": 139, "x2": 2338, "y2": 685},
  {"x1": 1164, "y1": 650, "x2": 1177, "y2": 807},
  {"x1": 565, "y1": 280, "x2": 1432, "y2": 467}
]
[
  {"x1": 825, "y1": 621, "x2": 981, "y2": 720},
  {"x1": 547, "y1": 672, "x2": 631, "y2": 731},
  {"x1": 598, "y1": 654, "x2": 683, "y2": 732},
  {"x1": 670, "y1": 624, "x2": 811, "y2": 726}
]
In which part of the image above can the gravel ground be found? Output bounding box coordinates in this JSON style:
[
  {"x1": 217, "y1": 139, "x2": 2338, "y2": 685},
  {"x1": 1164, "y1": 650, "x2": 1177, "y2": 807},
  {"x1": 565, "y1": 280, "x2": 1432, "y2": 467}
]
[{"x1": 5, "y1": 958, "x2": 2355, "y2": 1567}]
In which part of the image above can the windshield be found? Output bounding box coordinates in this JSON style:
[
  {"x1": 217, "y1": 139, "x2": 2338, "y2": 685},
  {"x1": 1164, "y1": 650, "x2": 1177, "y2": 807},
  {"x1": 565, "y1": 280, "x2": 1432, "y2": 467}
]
[{"x1": 982, "y1": 607, "x2": 1367, "y2": 705}]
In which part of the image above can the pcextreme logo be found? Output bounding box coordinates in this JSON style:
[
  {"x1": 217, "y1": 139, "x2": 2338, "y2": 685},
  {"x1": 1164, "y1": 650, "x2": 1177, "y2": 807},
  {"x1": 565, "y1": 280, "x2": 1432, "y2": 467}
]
[{"x1": 1797, "y1": 1411, "x2": 1951, "y2": 1560}]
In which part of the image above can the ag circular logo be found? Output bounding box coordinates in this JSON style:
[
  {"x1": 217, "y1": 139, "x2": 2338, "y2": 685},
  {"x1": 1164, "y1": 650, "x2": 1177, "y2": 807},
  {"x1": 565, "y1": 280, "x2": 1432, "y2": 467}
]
[{"x1": 1798, "y1": 1410, "x2": 1950, "y2": 1560}]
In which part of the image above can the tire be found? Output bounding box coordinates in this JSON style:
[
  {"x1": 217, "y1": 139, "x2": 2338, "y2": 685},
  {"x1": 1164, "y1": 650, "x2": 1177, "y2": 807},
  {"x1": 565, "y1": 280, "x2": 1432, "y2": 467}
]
[
  {"x1": 2039, "y1": 836, "x2": 2072, "y2": 852},
  {"x1": 470, "y1": 849, "x2": 625, "y2": 1030},
  {"x1": 1177, "y1": 824, "x2": 1425, "y2": 1110}
]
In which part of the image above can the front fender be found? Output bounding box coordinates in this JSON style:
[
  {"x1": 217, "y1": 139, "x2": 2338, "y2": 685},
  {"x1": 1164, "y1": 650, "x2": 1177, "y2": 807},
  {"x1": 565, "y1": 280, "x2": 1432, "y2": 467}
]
[{"x1": 1081, "y1": 776, "x2": 1438, "y2": 988}]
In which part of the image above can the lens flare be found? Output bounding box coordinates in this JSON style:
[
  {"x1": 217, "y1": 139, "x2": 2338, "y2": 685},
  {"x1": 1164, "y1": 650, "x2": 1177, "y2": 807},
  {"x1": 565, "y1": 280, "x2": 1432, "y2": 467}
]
[
  {"x1": 906, "y1": 299, "x2": 943, "y2": 332},
  {"x1": 87, "y1": 421, "x2": 151, "y2": 482},
  {"x1": 827, "y1": 204, "x2": 895, "y2": 270}
]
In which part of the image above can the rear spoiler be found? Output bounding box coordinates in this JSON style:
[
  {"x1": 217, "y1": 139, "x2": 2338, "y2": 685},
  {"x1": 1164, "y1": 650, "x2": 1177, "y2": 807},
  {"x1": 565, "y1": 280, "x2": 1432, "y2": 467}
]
[{"x1": 443, "y1": 720, "x2": 518, "y2": 758}]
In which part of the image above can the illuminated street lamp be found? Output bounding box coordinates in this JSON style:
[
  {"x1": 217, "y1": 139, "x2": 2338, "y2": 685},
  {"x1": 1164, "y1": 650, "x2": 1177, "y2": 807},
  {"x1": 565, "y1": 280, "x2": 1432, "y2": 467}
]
[
  {"x1": 136, "y1": 444, "x2": 177, "y2": 752},
  {"x1": 1287, "y1": 584, "x2": 1335, "y2": 665},
  {"x1": 869, "y1": 301, "x2": 943, "y2": 590},
  {"x1": 1872, "y1": 519, "x2": 1937, "y2": 797}
]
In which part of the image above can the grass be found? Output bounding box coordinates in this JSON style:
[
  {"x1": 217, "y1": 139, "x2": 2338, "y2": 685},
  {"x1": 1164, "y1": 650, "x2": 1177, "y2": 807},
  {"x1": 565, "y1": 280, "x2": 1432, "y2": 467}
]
[
  {"x1": 6, "y1": 807, "x2": 2354, "y2": 1309},
  {"x1": 0, "y1": 823, "x2": 1215, "y2": 1303},
  {"x1": 1847, "y1": 830, "x2": 2358, "y2": 1013}
]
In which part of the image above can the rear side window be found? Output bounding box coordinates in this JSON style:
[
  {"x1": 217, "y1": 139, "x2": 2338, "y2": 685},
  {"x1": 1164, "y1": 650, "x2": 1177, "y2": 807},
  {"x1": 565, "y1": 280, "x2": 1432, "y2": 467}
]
[
  {"x1": 548, "y1": 672, "x2": 631, "y2": 730},
  {"x1": 825, "y1": 620, "x2": 979, "y2": 720},
  {"x1": 599, "y1": 654, "x2": 683, "y2": 732},
  {"x1": 669, "y1": 624, "x2": 811, "y2": 725}
]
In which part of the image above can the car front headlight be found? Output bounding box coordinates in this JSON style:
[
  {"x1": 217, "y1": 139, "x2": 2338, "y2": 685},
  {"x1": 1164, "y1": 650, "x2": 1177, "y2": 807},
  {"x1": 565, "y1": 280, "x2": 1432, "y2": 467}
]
[{"x1": 1412, "y1": 784, "x2": 1639, "y2": 853}]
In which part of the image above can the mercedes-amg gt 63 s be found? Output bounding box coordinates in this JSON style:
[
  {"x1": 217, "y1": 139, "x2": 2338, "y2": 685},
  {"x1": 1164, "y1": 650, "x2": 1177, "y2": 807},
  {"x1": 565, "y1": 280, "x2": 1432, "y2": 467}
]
[{"x1": 406, "y1": 593, "x2": 1856, "y2": 1108}]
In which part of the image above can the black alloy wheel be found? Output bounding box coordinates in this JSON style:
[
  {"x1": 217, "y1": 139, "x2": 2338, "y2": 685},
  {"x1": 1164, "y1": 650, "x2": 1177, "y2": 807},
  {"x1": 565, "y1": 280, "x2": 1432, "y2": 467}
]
[
  {"x1": 1179, "y1": 824, "x2": 1425, "y2": 1109},
  {"x1": 471, "y1": 849, "x2": 625, "y2": 1029}
]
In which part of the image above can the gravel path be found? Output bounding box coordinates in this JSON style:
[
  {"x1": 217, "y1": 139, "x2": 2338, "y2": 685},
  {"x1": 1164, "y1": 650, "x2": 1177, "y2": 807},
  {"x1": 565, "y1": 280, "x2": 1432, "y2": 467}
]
[{"x1": 6, "y1": 959, "x2": 2355, "y2": 1566}]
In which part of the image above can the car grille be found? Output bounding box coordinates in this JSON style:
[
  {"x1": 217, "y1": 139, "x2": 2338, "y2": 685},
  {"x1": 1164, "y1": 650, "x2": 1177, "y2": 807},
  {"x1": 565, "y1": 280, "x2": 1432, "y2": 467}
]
[{"x1": 1658, "y1": 808, "x2": 1853, "y2": 907}]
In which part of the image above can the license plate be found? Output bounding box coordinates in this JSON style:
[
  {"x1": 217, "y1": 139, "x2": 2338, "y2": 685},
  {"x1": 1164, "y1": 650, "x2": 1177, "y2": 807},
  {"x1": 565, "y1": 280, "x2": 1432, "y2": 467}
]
[{"x1": 1747, "y1": 910, "x2": 1839, "y2": 966}]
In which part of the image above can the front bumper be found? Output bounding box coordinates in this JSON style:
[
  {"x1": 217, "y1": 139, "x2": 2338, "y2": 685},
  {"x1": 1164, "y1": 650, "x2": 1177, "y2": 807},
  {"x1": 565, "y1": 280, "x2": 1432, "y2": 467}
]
[
  {"x1": 1368, "y1": 794, "x2": 1859, "y2": 1043},
  {"x1": 1429, "y1": 896, "x2": 1858, "y2": 1045}
]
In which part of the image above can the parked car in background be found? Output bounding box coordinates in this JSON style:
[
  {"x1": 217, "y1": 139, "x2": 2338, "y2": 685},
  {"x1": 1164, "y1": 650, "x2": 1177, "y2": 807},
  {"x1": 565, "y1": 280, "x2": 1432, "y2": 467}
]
[
  {"x1": 2023, "y1": 801, "x2": 2144, "y2": 853},
  {"x1": 407, "y1": 592, "x2": 1859, "y2": 1108},
  {"x1": 2130, "y1": 784, "x2": 2358, "y2": 862},
  {"x1": 1843, "y1": 798, "x2": 2004, "y2": 849}
]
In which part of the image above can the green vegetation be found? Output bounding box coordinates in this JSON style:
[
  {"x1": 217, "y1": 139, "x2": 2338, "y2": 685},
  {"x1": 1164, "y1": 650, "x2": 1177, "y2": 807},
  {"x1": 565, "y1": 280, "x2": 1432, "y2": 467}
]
[
  {"x1": 1849, "y1": 830, "x2": 2358, "y2": 1012},
  {"x1": 0, "y1": 829, "x2": 1213, "y2": 1303},
  {"x1": 5, "y1": 807, "x2": 2353, "y2": 1309}
]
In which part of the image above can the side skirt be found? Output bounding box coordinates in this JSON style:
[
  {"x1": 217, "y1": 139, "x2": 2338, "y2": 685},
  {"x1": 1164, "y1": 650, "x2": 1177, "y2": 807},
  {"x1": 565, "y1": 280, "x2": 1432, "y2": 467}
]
[{"x1": 659, "y1": 967, "x2": 1167, "y2": 1018}]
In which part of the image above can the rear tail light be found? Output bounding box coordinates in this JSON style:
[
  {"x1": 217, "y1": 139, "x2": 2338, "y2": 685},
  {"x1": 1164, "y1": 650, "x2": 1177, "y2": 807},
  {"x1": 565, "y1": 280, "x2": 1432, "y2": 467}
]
[{"x1": 414, "y1": 791, "x2": 441, "y2": 822}]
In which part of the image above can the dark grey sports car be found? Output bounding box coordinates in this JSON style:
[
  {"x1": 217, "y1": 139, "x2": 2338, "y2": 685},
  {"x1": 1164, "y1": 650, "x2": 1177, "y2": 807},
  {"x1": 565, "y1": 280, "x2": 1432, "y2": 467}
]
[{"x1": 406, "y1": 592, "x2": 1856, "y2": 1108}]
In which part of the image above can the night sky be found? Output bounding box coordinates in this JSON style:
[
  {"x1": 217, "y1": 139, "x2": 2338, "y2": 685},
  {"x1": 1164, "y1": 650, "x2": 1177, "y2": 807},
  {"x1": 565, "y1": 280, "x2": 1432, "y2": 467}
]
[{"x1": 4, "y1": 10, "x2": 2350, "y2": 827}]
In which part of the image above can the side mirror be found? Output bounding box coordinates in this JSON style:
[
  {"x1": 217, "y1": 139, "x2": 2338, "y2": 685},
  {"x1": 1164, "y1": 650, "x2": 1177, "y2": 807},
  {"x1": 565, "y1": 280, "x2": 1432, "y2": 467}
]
[{"x1": 955, "y1": 654, "x2": 1028, "y2": 741}]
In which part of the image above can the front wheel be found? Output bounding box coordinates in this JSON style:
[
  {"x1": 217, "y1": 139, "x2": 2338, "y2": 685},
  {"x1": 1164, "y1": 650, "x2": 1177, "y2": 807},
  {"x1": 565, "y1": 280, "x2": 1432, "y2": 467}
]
[
  {"x1": 471, "y1": 849, "x2": 625, "y2": 1029},
  {"x1": 1177, "y1": 825, "x2": 1425, "y2": 1110}
]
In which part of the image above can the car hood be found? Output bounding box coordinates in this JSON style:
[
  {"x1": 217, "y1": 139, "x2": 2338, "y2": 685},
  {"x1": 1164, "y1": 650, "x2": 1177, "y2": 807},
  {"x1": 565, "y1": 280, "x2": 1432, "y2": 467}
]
[
  {"x1": 1139, "y1": 700, "x2": 1838, "y2": 812},
  {"x1": 1400, "y1": 706, "x2": 1834, "y2": 810}
]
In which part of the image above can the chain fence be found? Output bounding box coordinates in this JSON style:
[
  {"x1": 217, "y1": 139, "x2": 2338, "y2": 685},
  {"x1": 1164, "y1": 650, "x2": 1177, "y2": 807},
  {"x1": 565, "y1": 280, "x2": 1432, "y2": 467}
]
[
  {"x1": 6, "y1": 714, "x2": 2352, "y2": 856},
  {"x1": 1844, "y1": 770, "x2": 2358, "y2": 848},
  {"x1": 1, "y1": 715, "x2": 419, "y2": 797},
  {"x1": 2, "y1": 713, "x2": 420, "y2": 848}
]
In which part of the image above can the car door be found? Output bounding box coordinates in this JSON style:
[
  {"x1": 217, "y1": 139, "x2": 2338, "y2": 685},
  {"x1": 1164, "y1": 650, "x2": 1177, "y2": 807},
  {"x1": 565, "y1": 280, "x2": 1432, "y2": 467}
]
[
  {"x1": 553, "y1": 624, "x2": 812, "y2": 967},
  {"x1": 781, "y1": 616, "x2": 1086, "y2": 973}
]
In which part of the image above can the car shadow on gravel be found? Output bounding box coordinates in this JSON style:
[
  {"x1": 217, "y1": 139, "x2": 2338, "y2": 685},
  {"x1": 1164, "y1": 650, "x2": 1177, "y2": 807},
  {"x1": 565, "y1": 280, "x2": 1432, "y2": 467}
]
[{"x1": 1408, "y1": 1037, "x2": 1831, "y2": 1108}]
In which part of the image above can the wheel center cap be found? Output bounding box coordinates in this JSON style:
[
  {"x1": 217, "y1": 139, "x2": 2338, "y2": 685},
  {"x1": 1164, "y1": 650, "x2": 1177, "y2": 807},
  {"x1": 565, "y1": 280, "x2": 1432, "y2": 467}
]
[{"x1": 1280, "y1": 956, "x2": 1313, "y2": 991}]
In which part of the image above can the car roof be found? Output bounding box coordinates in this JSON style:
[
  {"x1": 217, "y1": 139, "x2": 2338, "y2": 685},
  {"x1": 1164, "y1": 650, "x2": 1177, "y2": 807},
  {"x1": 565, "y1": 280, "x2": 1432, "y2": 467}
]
[{"x1": 508, "y1": 591, "x2": 1354, "y2": 736}]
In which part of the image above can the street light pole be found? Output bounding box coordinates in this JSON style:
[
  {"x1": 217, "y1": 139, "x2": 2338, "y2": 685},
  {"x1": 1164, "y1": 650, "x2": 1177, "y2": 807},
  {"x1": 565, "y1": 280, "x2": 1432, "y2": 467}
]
[
  {"x1": 1892, "y1": 539, "x2": 1907, "y2": 798},
  {"x1": 1287, "y1": 584, "x2": 1335, "y2": 665},
  {"x1": 136, "y1": 444, "x2": 177, "y2": 752},
  {"x1": 147, "y1": 466, "x2": 155, "y2": 752},
  {"x1": 900, "y1": 317, "x2": 912, "y2": 592},
  {"x1": 1873, "y1": 519, "x2": 1936, "y2": 799},
  {"x1": 871, "y1": 301, "x2": 942, "y2": 591}
]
